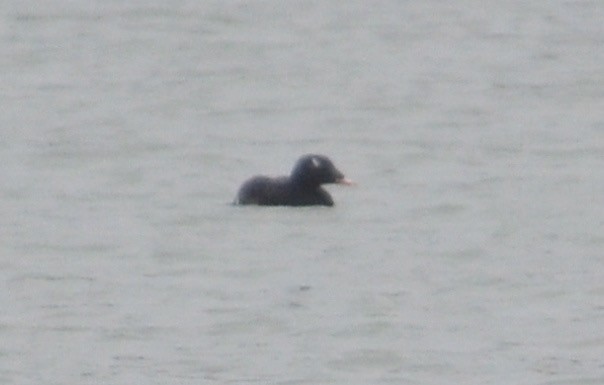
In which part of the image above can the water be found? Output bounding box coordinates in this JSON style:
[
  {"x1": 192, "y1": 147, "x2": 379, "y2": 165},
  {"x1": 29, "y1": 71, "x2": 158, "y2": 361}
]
[{"x1": 2, "y1": 1, "x2": 603, "y2": 384}]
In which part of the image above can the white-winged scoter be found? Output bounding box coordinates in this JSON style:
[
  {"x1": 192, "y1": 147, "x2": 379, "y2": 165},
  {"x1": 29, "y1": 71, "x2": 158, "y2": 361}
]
[{"x1": 235, "y1": 154, "x2": 353, "y2": 206}]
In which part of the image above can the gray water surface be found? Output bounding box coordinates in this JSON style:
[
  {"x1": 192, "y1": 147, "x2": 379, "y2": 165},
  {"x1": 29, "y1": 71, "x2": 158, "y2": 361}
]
[{"x1": 2, "y1": 1, "x2": 603, "y2": 384}]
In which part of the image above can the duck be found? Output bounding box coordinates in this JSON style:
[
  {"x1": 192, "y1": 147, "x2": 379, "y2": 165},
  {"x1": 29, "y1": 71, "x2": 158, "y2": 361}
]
[{"x1": 235, "y1": 154, "x2": 353, "y2": 206}]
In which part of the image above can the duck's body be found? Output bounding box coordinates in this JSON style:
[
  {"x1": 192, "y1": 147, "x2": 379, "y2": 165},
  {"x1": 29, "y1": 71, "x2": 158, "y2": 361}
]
[{"x1": 235, "y1": 154, "x2": 352, "y2": 207}]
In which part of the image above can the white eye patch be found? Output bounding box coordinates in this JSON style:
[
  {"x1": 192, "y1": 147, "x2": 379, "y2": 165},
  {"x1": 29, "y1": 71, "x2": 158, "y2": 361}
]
[{"x1": 311, "y1": 157, "x2": 321, "y2": 168}]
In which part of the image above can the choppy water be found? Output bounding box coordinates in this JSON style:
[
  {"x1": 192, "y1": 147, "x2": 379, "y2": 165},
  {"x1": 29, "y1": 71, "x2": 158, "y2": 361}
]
[{"x1": 2, "y1": 1, "x2": 603, "y2": 384}]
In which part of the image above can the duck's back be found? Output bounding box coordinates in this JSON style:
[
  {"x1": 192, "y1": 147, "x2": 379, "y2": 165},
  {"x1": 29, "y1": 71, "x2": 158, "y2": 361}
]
[{"x1": 236, "y1": 176, "x2": 290, "y2": 206}]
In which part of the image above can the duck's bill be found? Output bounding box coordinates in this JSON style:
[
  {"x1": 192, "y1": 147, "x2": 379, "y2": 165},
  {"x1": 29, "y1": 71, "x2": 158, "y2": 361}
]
[{"x1": 336, "y1": 177, "x2": 355, "y2": 186}]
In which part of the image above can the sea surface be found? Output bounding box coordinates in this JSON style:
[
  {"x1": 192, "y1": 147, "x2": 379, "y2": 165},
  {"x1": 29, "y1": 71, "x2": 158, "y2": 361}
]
[{"x1": 1, "y1": 1, "x2": 603, "y2": 384}]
